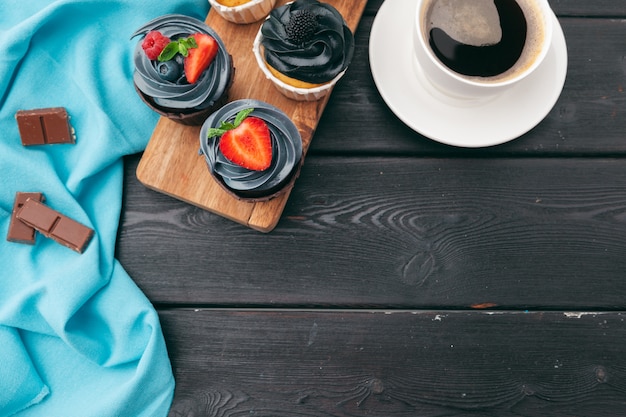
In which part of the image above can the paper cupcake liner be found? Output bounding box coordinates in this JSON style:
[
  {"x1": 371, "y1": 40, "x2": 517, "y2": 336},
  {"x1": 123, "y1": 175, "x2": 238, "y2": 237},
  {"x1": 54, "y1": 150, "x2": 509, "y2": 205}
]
[
  {"x1": 208, "y1": 0, "x2": 277, "y2": 24},
  {"x1": 252, "y1": 27, "x2": 346, "y2": 102},
  {"x1": 135, "y1": 84, "x2": 232, "y2": 126}
]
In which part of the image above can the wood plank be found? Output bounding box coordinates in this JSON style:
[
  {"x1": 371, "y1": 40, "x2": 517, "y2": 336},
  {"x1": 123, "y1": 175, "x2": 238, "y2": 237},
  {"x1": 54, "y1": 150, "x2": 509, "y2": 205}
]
[
  {"x1": 162, "y1": 309, "x2": 626, "y2": 416},
  {"x1": 364, "y1": 0, "x2": 626, "y2": 17},
  {"x1": 315, "y1": 17, "x2": 626, "y2": 155},
  {"x1": 136, "y1": 0, "x2": 368, "y2": 232},
  {"x1": 119, "y1": 156, "x2": 626, "y2": 310}
]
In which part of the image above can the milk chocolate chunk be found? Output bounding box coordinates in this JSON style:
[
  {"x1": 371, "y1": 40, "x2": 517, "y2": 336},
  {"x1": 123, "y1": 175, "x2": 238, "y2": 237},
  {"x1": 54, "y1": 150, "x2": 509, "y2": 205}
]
[
  {"x1": 16, "y1": 198, "x2": 94, "y2": 253},
  {"x1": 6, "y1": 192, "x2": 45, "y2": 244},
  {"x1": 15, "y1": 107, "x2": 75, "y2": 146}
]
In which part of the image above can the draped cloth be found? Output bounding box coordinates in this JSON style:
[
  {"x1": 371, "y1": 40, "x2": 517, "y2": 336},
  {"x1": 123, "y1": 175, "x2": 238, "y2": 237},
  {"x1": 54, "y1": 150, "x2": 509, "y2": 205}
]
[{"x1": 0, "y1": 1, "x2": 209, "y2": 415}]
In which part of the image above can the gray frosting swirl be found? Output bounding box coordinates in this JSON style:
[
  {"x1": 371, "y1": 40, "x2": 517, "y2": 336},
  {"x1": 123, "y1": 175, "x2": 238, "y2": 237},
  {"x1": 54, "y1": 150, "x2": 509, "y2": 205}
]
[
  {"x1": 199, "y1": 100, "x2": 303, "y2": 199},
  {"x1": 131, "y1": 14, "x2": 232, "y2": 111}
]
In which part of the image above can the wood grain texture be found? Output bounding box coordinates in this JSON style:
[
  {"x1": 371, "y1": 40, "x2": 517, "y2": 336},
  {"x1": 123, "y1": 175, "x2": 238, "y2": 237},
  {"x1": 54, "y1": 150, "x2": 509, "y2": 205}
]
[
  {"x1": 136, "y1": 0, "x2": 368, "y2": 232},
  {"x1": 116, "y1": 2, "x2": 626, "y2": 416},
  {"x1": 163, "y1": 309, "x2": 626, "y2": 417},
  {"x1": 314, "y1": 17, "x2": 626, "y2": 155},
  {"x1": 120, "y1": 156, "x2": 626, "y2": 310},
  {"x1": 364, "y1": 0, "x2": 626, "y2": 17}
]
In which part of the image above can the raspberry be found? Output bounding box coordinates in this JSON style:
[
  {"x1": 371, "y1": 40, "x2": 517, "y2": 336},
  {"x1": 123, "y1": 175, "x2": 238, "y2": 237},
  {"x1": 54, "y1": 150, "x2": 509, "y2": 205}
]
[{"x1": 141, "y1": 31, "x2": 171, "y2": 60}]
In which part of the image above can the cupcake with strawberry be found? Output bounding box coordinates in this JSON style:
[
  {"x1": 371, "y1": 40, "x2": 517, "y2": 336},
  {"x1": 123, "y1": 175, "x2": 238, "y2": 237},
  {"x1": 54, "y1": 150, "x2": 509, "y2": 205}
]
[
  {"x1": 199, "y1": 99, "x2": 303, "y2": 201},
  {"x1": 131, "y1": 14, "x2": 234, "y2": 125},
  {"x1": 208, "y1": 0, "x2": 277, "y2": 24},
  {"x1": 253, "y1": 0, "x2": 355, "y2": 101}
]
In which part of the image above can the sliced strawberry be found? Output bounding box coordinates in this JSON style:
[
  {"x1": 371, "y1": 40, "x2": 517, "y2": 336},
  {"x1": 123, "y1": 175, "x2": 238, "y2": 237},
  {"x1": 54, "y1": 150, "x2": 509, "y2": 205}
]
[
  {"x1": 142, "y1": 31, "x2": 170, "y2": 60},
  {"x1": 184, "y1": 33, "x2": 218, "y2": 84},
  {"x1": 219, "y1": 117, "x2": 272, "y2": 171}
]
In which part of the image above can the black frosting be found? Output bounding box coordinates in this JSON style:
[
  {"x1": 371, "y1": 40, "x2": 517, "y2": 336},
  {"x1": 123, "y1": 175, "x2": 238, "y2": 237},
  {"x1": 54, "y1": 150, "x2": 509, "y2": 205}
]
[
  {"x1": 199, "y1": 100, "x2": 303, "y2": 200},
  {"x1": 131, "y1": 14, "x2": 232, "y2": 112},
  {"x1": 260, "y1": 0, "x2": 354, "y2": 84}
]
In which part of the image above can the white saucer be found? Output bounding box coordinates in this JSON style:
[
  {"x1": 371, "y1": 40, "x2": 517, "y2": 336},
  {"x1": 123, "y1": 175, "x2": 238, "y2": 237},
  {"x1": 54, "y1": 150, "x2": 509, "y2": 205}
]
[{"x1": 369, "y1": 0, "x2": 568, "y2": 148}]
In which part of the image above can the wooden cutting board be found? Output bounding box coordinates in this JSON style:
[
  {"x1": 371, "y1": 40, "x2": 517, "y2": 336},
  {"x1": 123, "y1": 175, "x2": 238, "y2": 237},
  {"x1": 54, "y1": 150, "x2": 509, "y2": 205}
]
[{"x1": 136, "y1": 0, "x2": 367, "y2": 232}]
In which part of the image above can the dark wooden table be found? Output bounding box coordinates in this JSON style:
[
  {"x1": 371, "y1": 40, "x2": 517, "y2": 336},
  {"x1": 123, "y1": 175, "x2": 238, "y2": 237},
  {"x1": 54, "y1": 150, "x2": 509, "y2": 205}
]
[{"x1": 117, "y1": 1, "x2": 626, "y2": 415}]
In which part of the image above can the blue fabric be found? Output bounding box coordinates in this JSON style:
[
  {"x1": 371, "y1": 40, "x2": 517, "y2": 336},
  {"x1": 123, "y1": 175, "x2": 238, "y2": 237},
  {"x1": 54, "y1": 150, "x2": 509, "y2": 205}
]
[{"x1": 0, "y1": 1, "x2": 209, "y2": 416}]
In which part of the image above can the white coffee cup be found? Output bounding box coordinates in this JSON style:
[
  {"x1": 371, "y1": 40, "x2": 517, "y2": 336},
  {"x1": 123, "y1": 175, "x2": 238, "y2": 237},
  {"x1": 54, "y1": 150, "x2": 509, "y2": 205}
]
[{"x1": 413, "y1": 0, "x2": 554, "y2": 99}]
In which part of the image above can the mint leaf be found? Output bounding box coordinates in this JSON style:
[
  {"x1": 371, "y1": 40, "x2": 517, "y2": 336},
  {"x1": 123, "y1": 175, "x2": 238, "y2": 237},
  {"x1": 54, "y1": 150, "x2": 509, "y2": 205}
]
[
  {"x1": 183, "y1": 37, "x2": 198, "y2": 49},
  {"x1": 234, "y1": 108, "x2": 254, "y2": 127},
  {"x1": 157, "y1": 36, "x2": 198, "y2": 61},
  {"x1": 206, "y1": 108, "x2": 255, "y2": 139},
  {"x1": 206, "y1": 127, "x2": 227, "y2": 138},
  {"x1": 158, "y1": 42, "x2": 179, "y2": 61},
  {"x1": 219, "y1": 121, "x2": 236, "y2": 130}
]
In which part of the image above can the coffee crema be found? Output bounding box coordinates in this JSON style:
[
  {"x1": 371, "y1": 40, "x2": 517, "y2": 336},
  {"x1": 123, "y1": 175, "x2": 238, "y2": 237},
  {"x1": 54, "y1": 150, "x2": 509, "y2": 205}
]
[{"x1": 422, "y1": 0, "x2": 546, "y2": 82}]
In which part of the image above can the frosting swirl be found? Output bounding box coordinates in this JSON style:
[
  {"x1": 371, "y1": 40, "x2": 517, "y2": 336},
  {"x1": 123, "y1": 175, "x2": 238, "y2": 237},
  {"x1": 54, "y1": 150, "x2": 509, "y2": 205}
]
[
  {"x1": 260, "y1": 0, "x2": 354, "y2": 84},
  {"x1": 131, "y1": 14, "x2": 232, "y2": 112},
  {"x1": 199, "y1": 100, "x2": 303, "y2": 200}
]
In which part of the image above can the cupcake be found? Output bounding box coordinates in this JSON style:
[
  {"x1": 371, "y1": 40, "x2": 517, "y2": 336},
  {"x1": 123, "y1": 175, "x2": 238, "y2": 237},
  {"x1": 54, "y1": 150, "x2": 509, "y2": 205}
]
[
  {"x1": 131, "y1": 14, "x2": 234, "y2": 125},
  {"x1": 199, "y1": 99, "x2": 303, "y2": 201},
  {"x1": 208, "y1": 0, "x2": 277, "y2": 24},
  {"x1": 252, "y1": 0, "x2": 355, "y2": 101}
]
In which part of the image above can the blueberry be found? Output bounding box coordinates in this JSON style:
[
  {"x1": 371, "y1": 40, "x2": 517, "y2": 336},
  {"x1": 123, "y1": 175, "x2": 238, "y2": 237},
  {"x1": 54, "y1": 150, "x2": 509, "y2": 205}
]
[{"x1": 156, "y1": 60, "x2": 182, "y2": 82}]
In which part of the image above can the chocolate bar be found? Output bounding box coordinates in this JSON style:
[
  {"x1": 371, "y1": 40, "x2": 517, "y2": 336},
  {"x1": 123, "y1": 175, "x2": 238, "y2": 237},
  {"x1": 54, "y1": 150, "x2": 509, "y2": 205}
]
[
  {"x1": 16, "y1": 198, "x2": 94, "y2": 253},
  {"x1": 6, "y1": 192, "x2": 45, "y2": 244},
  {"x1": 15, "y1": 107, "x2": 75, "y2": 146}
]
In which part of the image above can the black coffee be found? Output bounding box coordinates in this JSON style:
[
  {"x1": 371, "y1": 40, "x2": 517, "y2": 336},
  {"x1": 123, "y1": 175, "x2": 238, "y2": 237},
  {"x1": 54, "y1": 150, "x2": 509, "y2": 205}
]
[{"x1": 424, "y1": 0, "x2": 544, "y2": 80}]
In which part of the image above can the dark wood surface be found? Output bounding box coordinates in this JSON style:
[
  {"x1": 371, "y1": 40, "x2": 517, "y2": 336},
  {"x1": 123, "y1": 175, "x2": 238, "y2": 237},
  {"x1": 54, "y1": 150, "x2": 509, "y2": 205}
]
[{"x1": 117, "y1": 1, "x2": 626, "y2": 415}]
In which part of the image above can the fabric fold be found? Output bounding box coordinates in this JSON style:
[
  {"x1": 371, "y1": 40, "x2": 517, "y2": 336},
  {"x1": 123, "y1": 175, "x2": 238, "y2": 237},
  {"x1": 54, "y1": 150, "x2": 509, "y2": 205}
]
[
  {"x1": 0, "y1": 326, "x2": 49, "y2": 415},
  {"x1": 0, "y1": 1, "x2": 210, "y2": 416}
]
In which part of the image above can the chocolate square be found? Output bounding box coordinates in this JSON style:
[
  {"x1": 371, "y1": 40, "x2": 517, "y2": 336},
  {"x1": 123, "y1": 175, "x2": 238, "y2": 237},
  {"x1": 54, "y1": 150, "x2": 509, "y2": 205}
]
[
  {"x1": 6, "y1": 192, "x2": 45, "y2": 244},
  {"x1": 16, "y1": 198, "x2": 94, "y2": 253},
  {"x1": 16, "y1": 107, "x2": 75, "y2": 146}
]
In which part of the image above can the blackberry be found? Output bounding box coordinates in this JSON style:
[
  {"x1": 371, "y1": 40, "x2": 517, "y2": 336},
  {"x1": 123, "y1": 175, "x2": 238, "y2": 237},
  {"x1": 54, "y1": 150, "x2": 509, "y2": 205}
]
[{"x1": 285, "y1": 9, "x2": 319, "y2": 44}]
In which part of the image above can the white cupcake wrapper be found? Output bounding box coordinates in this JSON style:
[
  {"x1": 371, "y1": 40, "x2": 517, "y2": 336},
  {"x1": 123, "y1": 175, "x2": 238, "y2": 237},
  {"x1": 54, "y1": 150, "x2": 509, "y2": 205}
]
[
  {"x1": 252, "y1": 27, "x2": 346, "y2": 101},
  {"x1": 208, "y1": 0, "x2": 277, "y2": 24}
]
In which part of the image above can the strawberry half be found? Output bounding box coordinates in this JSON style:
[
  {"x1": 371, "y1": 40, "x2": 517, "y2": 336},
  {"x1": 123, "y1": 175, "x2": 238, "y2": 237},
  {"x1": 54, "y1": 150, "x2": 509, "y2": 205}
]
[
  {"x1": 184, "y1": 33, "x2": 218, "y2": 84},
  {"x1": 218, "y1": 115, "x2": 272, "y2": 171}
]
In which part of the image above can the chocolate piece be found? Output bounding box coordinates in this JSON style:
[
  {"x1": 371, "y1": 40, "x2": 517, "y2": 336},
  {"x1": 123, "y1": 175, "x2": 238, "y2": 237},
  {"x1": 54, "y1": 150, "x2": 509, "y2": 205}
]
[
  {"x1": 6, "y1": 192, "x2": 45, "y2": 244},
  {"x1": 16, "y1": 198, "x2": 94, "y2": 253},
  {"x1": 15, "y1": 107, "x2": 75, "y2": 146}
]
